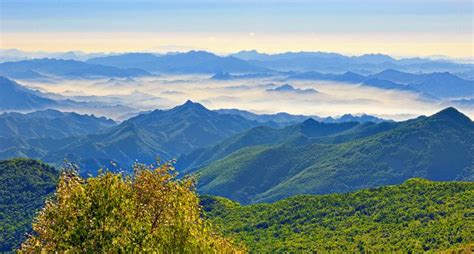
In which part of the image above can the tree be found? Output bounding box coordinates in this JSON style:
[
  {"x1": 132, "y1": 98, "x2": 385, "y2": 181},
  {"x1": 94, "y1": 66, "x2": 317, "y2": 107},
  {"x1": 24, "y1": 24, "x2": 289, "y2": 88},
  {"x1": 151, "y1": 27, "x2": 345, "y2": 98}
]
[{"x1": 20, "y1": 162, "x2": 243, "y2": 253}]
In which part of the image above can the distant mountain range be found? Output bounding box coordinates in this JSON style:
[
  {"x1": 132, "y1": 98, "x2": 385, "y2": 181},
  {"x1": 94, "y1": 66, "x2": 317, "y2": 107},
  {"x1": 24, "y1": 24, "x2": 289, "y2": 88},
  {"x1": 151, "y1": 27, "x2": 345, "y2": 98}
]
[
  {"x1": 215, "y1": 108, "x2": 387, "y2": 126},
  {"x1": 286, "y1": 69, "x2": 474, "y2": 99},
  {"x1": 266, "y1": 84, "x2": 318, "y2": 94},
  {"x1": 188, "y1": 107, "x2": 473, "y2": 204},
  {"x1": 0, "y1": 49, "x2": 111, "y2": 62},
  {"x1": 0, "y1": 109, "x2": 115, "y2": 139},
  {"x1": 230, "y1": 50, "x2": 474, "y2": 74},
  {"x1": 1, "y1": 51, "x2": 472, "y2": 100},
  {"x1": 1, "y1": 49, "x2": 472, "y2": 79},
  {"x1": 207, "y1": 68, "x2": 473, "y2": 100},
  {"x1": 0, "y1": 59, "x2": 151, "y2": 79},
  {"x1": 87, "y1": 51, "x2": 268, "y2": 74},
  {"x1": 210, "y1": 71, "x2": 275, "y2": 80},
  {"x1": 0, "y1": 77, "x2": 136, "y2": 118},
  {"x1": 0, "y1": 96, "x2": 394, "y2": 176}
]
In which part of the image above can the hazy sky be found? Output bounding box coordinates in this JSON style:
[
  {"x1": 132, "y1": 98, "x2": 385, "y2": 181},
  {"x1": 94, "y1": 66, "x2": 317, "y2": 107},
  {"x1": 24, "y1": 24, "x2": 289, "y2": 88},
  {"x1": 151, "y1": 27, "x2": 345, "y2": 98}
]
[{"x1": 1, "y1": 0, "x2": 473, "y2": 57}]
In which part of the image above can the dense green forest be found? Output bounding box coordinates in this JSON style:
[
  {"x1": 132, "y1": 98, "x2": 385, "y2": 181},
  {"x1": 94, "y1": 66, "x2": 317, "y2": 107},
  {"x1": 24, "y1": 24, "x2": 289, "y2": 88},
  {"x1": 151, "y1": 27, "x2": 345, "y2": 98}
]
[
  {"x1": 202, "y1": 179, "x2": 474, "y2": 252},
  {"x1": 1, "y1": 158, "x2": 473, "y2": 252},
  {"x1": 0, "y1": 158, "x2": 58, "y2": 251},
  {"x1": 196, "y1": 107, "x2": 474, "y2": 204}
]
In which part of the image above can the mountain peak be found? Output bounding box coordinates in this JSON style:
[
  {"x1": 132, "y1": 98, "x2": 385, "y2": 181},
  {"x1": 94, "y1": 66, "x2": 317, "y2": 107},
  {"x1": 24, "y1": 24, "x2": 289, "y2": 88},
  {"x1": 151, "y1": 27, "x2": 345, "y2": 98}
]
[
  {"x1": 431, "y1": 107, "x2": 472, "y2": 123},
  {"x1": 184, "y1": 99, "x2": 196, "y2": 105},
  {"x1": 174, "y1": 100, "x2": 209, "y2": 112},
  {"x1": 302, "y1": 118, "x2": 318, "y2": 125}
]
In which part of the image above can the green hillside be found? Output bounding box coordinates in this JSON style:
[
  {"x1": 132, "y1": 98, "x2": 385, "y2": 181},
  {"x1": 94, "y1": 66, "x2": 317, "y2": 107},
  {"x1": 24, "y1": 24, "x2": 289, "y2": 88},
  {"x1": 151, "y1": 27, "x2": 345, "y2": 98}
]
[
  {"x1": 0, "y1": 101, "x2": 264, "y2": 175},
  {"x1": 197, "y1": 107, "x2": 474, "y2": 204},
  {"x1": 0, "y1": 158, "x2": 59, "y2": 251},
  {"x1": 177, "y1": 119, "x2": 360, "y2": 173},
  {"x1": 202, "y1": 179, "x2": 474, "y2": 252}
]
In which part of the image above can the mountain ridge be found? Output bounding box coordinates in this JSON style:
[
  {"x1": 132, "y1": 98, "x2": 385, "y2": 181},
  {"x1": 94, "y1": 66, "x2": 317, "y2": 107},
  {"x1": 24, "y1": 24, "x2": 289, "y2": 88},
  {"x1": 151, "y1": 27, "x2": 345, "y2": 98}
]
[{"x1": 195, "y1": 107, "x2": 474, "y2": 204}]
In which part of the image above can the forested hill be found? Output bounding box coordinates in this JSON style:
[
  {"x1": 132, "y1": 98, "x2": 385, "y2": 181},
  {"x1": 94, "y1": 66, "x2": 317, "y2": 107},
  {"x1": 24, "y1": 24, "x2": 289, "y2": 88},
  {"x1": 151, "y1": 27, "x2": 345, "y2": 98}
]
[
  {"x1": 0, "y1": 158, "x2": 58, "y2": 251},
  {"x1": 196, "y1": 107, "x2": 474, "y2": 204},
  {"x1": 202, "y1": 179, "x2": 474, "y2": 253}
]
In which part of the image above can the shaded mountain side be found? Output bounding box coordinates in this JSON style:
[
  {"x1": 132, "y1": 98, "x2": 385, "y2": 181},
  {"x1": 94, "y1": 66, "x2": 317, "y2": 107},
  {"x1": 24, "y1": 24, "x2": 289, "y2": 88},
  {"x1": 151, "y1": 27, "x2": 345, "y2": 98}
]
[
  {"x1": 0, "y1": 109, "x2": 116, "y2": 139},
  {"x1": 0, "y1": 101, "x2": 267, "y2": 175},
  {"x1": 0, "y1": 77, "x2": 136, "y2": 117},
  {"x1": 177, "y1": 120, "x2": 360, "y2": 172},
  {"x1": 196, "y1": 107, "x2": 474, "y2": 204},
  {"x1": 0, "y1": 58, "x2": 150, "y2": 79},
  {"x1": 0, "y1": 76, "x2": 57, "y2": 110},
  {"x1": 202, "y1": 179, "x2": 474, "y2": 252}
]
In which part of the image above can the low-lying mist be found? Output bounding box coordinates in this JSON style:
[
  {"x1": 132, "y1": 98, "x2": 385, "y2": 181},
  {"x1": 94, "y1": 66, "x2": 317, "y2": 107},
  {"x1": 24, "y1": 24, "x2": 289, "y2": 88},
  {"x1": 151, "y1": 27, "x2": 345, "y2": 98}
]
[{"x1": 20, "y1": 75, "x2": 474, "y2": 121}]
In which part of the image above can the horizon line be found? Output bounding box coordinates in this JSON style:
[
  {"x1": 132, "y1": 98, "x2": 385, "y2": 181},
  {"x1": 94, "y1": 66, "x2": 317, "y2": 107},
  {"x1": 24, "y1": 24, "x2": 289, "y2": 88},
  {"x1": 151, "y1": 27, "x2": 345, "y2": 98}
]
[{"x1": 1, "y1": 48, "x2": 473, "y2": 63}]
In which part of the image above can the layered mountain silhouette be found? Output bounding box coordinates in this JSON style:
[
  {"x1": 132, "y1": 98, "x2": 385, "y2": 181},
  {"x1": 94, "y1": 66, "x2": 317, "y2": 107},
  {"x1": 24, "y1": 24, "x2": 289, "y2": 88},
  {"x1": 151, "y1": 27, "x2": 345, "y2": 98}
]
[
  {"x1": 0, "y1": 73, "x2": 472, "y2": 201},
  {"x1": 177, "y1": 119, "x2": 361, "y2": 172},
  {"x1": 87, "y1": 51, "x2": 267, "y2": 73},
  {"x1": 0, "y1": 59, "x2": 150, "y2": 79},
  {"x1": 0, "y1": 109, "x2": 115, "y2": 139},
  {"x1": 287, "y1": 69, "x2": 474, "y2": 99},
  {"x1": 0, "y1": 77, "x2": 135, "y2": 117},
  {"x1": 0, "y1": 76, "x2": 57, "y2": 110},
  {"x1": 266, "y1": 84, "x2": 318, "y2": 94},
  {"x1": 192, "y1": 107, "x2": 473, "y2": 204},
  {"x1": 231, "y1": 50, "x2": 473, "y2": 73},
  {"x1": 0, "y1": 101, "x2": 267, "y2": 174},
  {"x1": 215, "y1": 108, "x2": 387, "y2": 126}
]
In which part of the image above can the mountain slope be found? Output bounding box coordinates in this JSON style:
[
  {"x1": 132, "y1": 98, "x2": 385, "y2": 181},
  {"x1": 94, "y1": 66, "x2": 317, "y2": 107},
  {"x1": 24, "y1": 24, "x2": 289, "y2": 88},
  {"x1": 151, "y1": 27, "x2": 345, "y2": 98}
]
[
  {"x1": 370, "y1": 70, "x2": 474, "y2": 98},
  {"x1": 196, "y1": 107, "x2": 474, "y2": 204},
  {"x1": 0, "y1": 158, "x2": 59, "y2": 251},
  {"x1": 0, "y1": 77, "x2": 136, "y2": 117},
  {"x1": 40, "y1": 101, "x2": 264, "y2": 174},
  {"x1": 177, "y1": 119, "x2": 360, "y2": 172},
  {"x1": 0, "y1": 109, "x2": 116, "y2": 139},
  {"x1": 0, "y1": 76, "x2": 57, "y2": 110},
  {"x1": 202, "y1": 179, "x2": 474, "y2": 252},
  {"x1": 0, "y1": 59, "x2": 150, "y2": 79}
]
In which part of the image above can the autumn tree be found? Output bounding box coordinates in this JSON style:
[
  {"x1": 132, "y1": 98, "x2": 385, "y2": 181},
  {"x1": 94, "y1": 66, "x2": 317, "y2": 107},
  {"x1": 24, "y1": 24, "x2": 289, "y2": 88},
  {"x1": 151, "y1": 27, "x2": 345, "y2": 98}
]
[{"x1": 20, "y1": 162, "x2": 243, "y2": 253}]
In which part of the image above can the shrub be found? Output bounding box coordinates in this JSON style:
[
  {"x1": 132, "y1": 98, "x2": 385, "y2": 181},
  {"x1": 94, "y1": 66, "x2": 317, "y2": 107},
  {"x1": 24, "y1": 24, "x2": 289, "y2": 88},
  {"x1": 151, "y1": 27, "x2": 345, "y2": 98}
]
[{"x1": 20, "y1": 162, "x2": 243, "y2": 253}]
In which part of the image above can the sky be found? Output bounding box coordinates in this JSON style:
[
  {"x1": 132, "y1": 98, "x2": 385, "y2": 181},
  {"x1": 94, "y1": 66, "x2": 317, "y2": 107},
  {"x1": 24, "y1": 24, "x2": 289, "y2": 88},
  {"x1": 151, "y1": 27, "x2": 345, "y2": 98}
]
[{"x1": 1, "y1": 0, "x2": 473, "y2": 57}]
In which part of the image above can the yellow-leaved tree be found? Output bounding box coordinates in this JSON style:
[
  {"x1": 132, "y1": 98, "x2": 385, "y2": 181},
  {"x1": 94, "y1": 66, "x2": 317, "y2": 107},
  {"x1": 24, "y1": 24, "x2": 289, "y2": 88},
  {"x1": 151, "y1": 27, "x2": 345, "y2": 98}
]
[{"x1": 20, "y1": 162, "x2": 243, "y2": 253}]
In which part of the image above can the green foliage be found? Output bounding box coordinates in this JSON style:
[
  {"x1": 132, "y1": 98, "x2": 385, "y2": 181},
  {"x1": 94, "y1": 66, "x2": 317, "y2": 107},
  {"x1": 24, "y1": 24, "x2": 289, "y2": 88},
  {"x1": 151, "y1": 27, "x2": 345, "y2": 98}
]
[
  {"x1": 177, "y1": 120, "x2": 359, "y2": 173},
  {"x1": 20, "y1": 162, "x2": 243, "y2": 253},
  {"x1": 202, "y1": 179, "x2": 474, "y2": 253},
  {"x1": 0, "y1": 158, "x2": 58, "y2": 251},
  {"x1": 197, "y1": 107, "x2": 474, "y2": 204}
]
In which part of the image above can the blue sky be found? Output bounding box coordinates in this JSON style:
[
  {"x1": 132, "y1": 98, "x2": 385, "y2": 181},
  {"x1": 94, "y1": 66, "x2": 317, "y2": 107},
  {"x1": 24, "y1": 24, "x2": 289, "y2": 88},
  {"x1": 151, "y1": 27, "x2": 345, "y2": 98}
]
[{"x1": 1, "y1": 0, "x2": 472, "y2": 57}]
